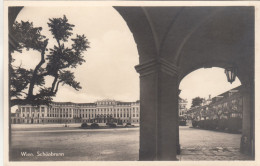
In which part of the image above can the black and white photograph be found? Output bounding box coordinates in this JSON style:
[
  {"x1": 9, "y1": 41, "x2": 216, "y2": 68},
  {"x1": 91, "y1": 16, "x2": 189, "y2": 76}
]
[{"x1": 4, "y1": 1, "x2": 259, "y2": 165}]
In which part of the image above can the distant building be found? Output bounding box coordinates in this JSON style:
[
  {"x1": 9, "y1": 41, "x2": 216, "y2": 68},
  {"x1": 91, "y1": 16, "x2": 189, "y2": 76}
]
[
  {"x1": 11, "y1": 99, "x2": 140, "y2": 124},
  {"x1": 179, "y1": 98, "x2": 188, "y2": 117},
  {"x1": 202, "y1": 95, "x2": 212, "y2": 106},
  {"x1": 187, "y1": 86, "x2": 243, "y2": 121}
]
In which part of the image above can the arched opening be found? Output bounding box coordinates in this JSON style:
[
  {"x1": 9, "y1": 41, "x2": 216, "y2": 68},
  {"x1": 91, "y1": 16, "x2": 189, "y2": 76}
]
[
  {"x1": 177, "y1": 67, "x2": 253, "y2": 160},
  {"x1": 9, "y1": 6, "x2": 140, "y2": 161}
]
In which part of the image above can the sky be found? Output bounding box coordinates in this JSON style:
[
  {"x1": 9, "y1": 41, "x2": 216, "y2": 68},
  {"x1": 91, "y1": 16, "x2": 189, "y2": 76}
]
[
  {"x1": 179, "y1": 67, "x2": 241, "y2": 108},
  {"x1": 13, "y1": 7, "x2": 139, "y2": 104},
  {"x1": 12, "y1": 6, "x2": 241, "y2": 110}
]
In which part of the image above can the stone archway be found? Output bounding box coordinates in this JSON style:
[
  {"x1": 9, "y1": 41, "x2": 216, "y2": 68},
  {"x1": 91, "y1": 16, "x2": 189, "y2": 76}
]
[{"x1": 115, "y1": 6, "x2": 254, "y2": 160}]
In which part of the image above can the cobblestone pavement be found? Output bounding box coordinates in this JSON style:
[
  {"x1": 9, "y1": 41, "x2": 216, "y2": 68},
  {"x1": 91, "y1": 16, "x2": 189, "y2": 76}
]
[
  {"x1": 177, "y1": 126, "x2": 253, "y2": 160},
  {"x1": 177, "y1": 147, "x2": 253, "y2": 160}
]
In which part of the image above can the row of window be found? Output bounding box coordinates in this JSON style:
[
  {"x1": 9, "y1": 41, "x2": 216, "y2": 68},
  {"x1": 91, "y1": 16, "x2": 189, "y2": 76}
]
[
  {"x1": 20, "y1": 113, "x2": 139, "y2": 118},
  {"x1": 47, "y1": 113, "x2": 139, "y2": 118},
  {"x1": 47, "y1": 110, "x2": 139, "y2": 116},
  {"x1": 22, "y1": 113, "x2": 45, "y2": 118},
  {"x1": 21, "y1": 107, "x2": 139, "y2": 112},
  {"x1": 50, "y1": 107, "x2": 139, "y2": 112},
  {"x1": 21, "y1": 107, "x2": 46, "y2": 112}
]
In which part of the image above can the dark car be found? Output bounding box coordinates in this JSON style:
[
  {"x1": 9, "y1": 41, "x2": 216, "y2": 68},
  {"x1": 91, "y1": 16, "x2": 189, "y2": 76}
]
[
  {"x1": 81, "y1": 122, "x2": 88, "y2": 128},
  {"x1": 90, "y1": 123, "x2": 99, "y2": 129},
  {"x1": 107, "y1": 123, "x2": 117, "y2": 128}
]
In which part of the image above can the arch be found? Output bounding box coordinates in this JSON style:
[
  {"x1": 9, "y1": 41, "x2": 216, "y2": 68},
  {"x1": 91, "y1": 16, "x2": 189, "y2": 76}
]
[
  {"x1": 114, "y1": 7, "x2": 158, "y2": 63},
  {"x1": 178, "y1": 60, "x2": 243, "y2": 86}
]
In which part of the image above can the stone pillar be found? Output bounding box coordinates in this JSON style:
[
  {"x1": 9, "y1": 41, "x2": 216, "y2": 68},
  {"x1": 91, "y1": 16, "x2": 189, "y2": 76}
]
[
  {"x1": 40, "y1": 106, "x2": 42, "y2": 117},
  {"x1": 136, "y1": 59, "x2": 179, "y2": 161},
  {"x1": 20, "y1": 106, "x2": 23, "y2": 118},
  {"x1": 39, "y1": 106, "x2": 42, "y2": 123},
  {"x1": 29, "y1": 107, "x2": 32, "y2": 123},
  {"x1": 71, "y1": 108, "x2": 74, "y2": 120},
  {"x1": 240, "y1": 84, "x2": 254, "y2": 157}
]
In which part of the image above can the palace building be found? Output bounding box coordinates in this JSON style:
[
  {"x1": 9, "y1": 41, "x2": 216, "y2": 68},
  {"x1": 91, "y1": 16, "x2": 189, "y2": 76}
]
[
  {"x1": 187, "y1": 85, "x2": 243, "y2": 121},
  {"x1": 178, "y1": 97, "x2": 188, "y2": 117},
  {"x1": 11, "y1": 99, "x2": 140, "y2": 124}
]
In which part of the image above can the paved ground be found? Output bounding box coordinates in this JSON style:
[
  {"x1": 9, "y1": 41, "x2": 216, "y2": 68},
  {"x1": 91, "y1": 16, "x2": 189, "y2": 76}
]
[
  {"x1": 10, "y1": 124, "x2": 253, "y2": 161},
  {"x1": 178, "y1": 126, "x2": 253, "y2": 160},
  {"x1": 10, "y1": 127, "x2": 139, "y2": 161}
]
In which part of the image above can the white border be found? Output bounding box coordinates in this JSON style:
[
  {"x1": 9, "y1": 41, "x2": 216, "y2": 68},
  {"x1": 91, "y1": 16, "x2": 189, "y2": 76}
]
[{"x1": 3, "y1": 1, "x2": 260, "y2": 166}]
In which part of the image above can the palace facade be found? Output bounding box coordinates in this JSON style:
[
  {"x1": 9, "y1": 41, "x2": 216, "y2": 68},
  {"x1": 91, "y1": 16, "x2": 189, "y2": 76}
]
[
  {"x1": 11, "y1": 99, "x2": 140, "y2": 124},
  {"x1": 178, "y1": 98, "x2": 188, "y2": 117},
  {"x1": 187, "y1": 86, "x2": 243, "y2": 121}
]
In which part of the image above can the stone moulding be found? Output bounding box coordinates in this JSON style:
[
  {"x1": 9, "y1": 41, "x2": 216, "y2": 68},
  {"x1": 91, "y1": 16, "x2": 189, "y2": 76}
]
[{"x1": 135, "y1": 58, "x2": 179, "y2": 77}]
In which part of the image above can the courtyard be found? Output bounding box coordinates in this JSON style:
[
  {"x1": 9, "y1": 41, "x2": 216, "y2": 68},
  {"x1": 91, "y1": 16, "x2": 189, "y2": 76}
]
[{"x1": 10, "y1": 125, "x2": 252, "y2": 161}]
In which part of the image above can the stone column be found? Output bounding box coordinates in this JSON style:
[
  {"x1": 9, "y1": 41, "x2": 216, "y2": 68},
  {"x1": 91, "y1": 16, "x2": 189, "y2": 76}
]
[
  {"x1": 20, "y1": 106, "x2": 23, "y2": 118},
  {"x1": 71, "y1": 108, "x2": 74, "y2": 120},
  {"x1": 136, "y1": 59, "x2": 179, "y2": 161},
  {"x1": 240, "y1": 84, "x2": 254, "y2": 157},
  {"x1": 40, "y1": 106, "x2": 42, "y2": 117},
  {"x1": 29, "y1": 107, "x2": 32, "y2": 122}
]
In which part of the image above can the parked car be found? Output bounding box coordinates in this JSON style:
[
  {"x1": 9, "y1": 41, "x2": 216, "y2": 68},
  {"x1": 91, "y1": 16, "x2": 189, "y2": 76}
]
[
  {"x1": 125, "y1": 122, "x2": 133, "y2": 127},
  {"x1": 81, "y1": 122, "x2": 88, "y2": 128},
  {"x1": 107, "y1": 123, "x2": 117, "y2": 128},
  {"x1": 90, "y1": 123, "x2": 99, "y2": 129}
]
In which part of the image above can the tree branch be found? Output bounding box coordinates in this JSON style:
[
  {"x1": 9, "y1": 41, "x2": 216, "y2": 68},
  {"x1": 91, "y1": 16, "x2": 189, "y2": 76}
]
[
  {"x1": 27, "y1": 41, "x2": 48, "y2": 99},
  {"x1": 51, "y1": 74, "x2": 58, "y2": 92},
  {"x1": 54, "y1": 81, "x2": 61, "y2": 94}
]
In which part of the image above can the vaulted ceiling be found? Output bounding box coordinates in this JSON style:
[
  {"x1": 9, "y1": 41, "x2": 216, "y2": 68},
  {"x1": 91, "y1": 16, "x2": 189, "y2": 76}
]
[{"x1": 115, "y1": 6, "x2": 254, "y2": 85}]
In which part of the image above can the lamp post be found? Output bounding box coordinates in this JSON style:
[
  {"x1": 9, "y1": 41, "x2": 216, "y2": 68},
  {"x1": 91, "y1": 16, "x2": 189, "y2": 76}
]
[{"x1": 225, "y1": 66, "x2": 237, "y2": 84}]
